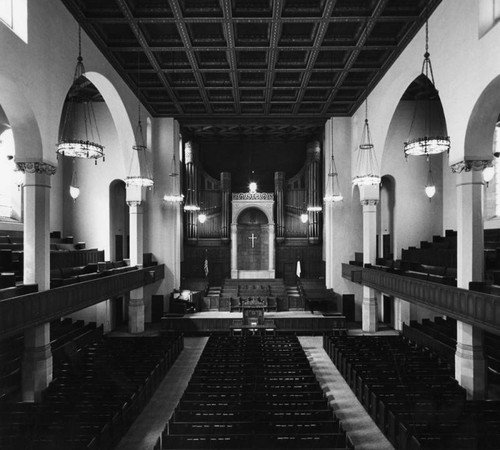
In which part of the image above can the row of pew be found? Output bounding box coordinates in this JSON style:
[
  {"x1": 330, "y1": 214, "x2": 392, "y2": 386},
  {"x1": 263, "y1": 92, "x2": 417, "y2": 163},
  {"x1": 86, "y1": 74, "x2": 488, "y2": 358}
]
[
  {"x1": 402, "y1": 317, "x2": 500, "y2": 389},
  {"x1": 155, "y1": 333, "x2": 353, "y2": 449},
  {"x1": 323, "y1": 333, "x2": 500, "y2": 449},
  {"x1": 0, "y1": 331, "x2": 184, "y2": 449},
  {"x1": 0, "y1": 318, "x2": 103, "y2": 401}
]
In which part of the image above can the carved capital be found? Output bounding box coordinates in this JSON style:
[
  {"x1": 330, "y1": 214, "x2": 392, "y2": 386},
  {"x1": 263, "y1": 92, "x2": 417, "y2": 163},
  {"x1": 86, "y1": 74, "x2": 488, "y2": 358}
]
[
  {"x1": 127, "y1": 200, "x2": 142, "y2": 208},
  {"x1": 16, "y1": 161, "x2": 56, "y2": 175},
  {"x1": 361, "y1": 199, "x2": 378, "y2": 206},
  {"x1": 450, "y1": 159, "x2": 492, "y2": 174}
]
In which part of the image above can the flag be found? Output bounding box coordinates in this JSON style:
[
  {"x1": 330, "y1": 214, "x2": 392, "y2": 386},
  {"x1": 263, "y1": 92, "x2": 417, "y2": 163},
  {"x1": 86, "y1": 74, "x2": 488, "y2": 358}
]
[
  {"x1": 296, "y1": 259, "x2": 301, "y2": 278},
  {"x1": 204, "y1": 251, "x2": 209, "y2": 278}
]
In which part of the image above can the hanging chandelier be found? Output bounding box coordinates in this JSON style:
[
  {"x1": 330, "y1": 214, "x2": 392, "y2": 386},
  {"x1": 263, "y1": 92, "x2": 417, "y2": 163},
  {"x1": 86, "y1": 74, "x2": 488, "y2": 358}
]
[
  {"x1": 403, "y1": 16, "x2": 450, "y2": 157},
  {"x1": 164, "y1": 150, "x2": 184, "y2": 203},
  {"x1": 324, "y1": 122, "x2": 343, "y2": 202},
  {"x1": 352, "y1": 100, "x2": 380, "y2": 187},
  {"x1": 56, "y1": 26, "x2": 104, "y2": 161},
  {"x1": 125, "y1": 116, "x2": 154, "y2": 188}
]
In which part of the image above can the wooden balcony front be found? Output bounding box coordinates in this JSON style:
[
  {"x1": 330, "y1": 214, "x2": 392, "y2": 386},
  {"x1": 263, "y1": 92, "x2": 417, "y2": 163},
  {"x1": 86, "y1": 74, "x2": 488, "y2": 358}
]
[
  {"x1": 0, "y1": 264, "x2": 165, "y2": 338},
  {"x1": 342, "y1": 264, "x2": 500, "y2": 334}
]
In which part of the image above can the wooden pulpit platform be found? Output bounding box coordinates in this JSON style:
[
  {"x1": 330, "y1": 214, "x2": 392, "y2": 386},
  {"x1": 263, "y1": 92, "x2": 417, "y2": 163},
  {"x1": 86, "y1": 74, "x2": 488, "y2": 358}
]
[{"x1": 161, "y1": 310, "x2": 346, "y2": 335}]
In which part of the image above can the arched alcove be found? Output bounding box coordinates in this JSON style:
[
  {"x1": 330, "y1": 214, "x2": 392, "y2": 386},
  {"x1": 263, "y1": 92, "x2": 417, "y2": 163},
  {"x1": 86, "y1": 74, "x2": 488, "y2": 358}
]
[
  {"x1": 237, "y1": 207, "x2": 269, "y2": 271},
  {"x1": 378, "y1": 175, "x2": 395, "y2": 260},
  {"x1": 57, "y1": 72, "x2": 134, "y2": 258},
  {"x1": 109, "y1": 179, "x2": 129, "y2": 262},
  {"x1": 381, "y1": 75, "x2": 445, "y2": 255},
  {"x1": 0, "y1": 107, "x2": 23, "y2": 222}
]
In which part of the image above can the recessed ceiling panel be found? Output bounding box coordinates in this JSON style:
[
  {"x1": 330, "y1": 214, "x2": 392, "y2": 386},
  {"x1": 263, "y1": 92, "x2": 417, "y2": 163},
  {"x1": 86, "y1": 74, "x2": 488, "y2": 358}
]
[{"x1": 62, "y1": 0, "x2": 442, "y2": 140}]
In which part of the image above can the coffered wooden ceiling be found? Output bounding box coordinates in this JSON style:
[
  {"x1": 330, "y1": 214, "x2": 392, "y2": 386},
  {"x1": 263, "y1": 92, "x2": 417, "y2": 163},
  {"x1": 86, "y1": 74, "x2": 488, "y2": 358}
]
[{"x1": 61, "y1": 0, "x2": 441, "y2": 141}]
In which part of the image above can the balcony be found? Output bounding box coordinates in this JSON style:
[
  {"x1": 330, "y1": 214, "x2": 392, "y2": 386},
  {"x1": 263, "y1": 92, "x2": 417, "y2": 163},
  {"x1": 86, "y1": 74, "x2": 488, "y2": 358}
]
[{"x1": 0, "y1": 264, "x2": 165, "y2": 338}]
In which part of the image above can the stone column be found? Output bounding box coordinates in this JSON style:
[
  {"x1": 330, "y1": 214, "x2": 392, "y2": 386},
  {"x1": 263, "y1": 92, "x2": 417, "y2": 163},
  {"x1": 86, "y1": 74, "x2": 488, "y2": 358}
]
[
  {"x1": 360, "y1": 185, "x2": 379, "y2": 333},
  {"x1": 268, "y1": 223, "x2": 275, "y2": 277},
  {"x1": 306, "y1": 141, "x2": 321, "y2": 244},
  {"x1": 394, "y1": 297, "x2": 410, "y2": 332},
  {"x1": 221, "y1": 172, "x2": 231, "y2": 241},
  {"x1": 274, "y1": 172, "x2": 285, "y2": 242},
  {"x1": 231, "y1": 223, "x2": 238, "y2": 278},
  {"x1": 127, "y1": 196, "x2": 145, "y2": 334},
  {"x1": 452, "y1": 160, "x2": 488, "y2": 399},
  {"x1": 17, "y1": 161, "x2": 56, "y2": 402}
]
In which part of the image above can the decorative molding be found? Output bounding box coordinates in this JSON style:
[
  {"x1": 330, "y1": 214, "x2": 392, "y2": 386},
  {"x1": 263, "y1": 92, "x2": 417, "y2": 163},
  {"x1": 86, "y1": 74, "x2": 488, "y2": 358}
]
[
  {"x1": 232, "y1": 192, "x2": 274, "y2": 201},
  {"x1": 16, "y1": 162, "x2": 56, "y2": 175},
  {"x1": 127, "y1": 200, "x2": 142, "y2": 207},
  {"x1": 451, "y1": 159, "x2": 492, "y2": 174},
  {"x1": 361, "y1": 199, "x2": 378, "y2": 206}
]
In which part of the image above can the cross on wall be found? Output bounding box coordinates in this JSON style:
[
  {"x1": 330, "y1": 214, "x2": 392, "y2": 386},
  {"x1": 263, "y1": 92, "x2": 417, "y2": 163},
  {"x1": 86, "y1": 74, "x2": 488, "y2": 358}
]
[{"x1": 248, "y1": 233, "x2": 258, "y2": 248}]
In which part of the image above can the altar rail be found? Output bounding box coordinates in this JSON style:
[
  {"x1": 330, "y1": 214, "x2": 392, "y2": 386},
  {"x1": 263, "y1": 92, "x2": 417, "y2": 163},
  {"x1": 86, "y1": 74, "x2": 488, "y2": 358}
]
[
  {"x1": 342, "y1": 264, "x2": 500, "y2": 334},
  {"x1": 0, "y1": 264, "x2": 165, "y2": 338}
]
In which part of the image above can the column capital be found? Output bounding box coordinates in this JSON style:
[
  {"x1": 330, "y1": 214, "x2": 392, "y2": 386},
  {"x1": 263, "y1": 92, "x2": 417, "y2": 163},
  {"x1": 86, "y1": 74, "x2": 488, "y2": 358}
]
[
  {"x1": 361, "y1": 199, "x2": 378, "y2": 206},
  {"x1": 16, "y1": 161, "x2": 56, "y2": 175},
  {"x1": 127, "y1": 200, "x2": 142, "y2": 208},
  {"x1": 451, "y1": 159, "x2": 492, "y2": 174}
]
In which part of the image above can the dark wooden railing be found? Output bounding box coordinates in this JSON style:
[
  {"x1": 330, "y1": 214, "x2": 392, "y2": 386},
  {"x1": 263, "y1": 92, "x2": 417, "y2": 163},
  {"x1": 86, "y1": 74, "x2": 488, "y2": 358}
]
[
  {"x1": 0, "y1": 264, "x2": 164, "y2": 338},
  {"x1": 342, "y1": 264, "x2": 500, "y2": 334}
]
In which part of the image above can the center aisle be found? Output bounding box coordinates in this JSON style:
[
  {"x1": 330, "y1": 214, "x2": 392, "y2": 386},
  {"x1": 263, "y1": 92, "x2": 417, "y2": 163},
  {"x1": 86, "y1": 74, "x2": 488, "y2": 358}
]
[
  {"x1": 299, "y1": 336, "x2": 394, "y2": 450},
  {"x1": 115, "y1": 336, "x2": 208, "y2": 450}
]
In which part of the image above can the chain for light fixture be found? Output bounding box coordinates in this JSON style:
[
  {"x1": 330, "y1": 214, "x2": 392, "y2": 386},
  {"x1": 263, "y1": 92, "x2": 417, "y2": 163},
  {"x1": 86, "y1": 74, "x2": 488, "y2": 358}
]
[
  {"x1": 164, "y1": 145, "x2": 184, "y2": 203},
  {"x1": 126, "y1": 52, "x2": 154, "y2": 188},
  {"x1": 324, "y1": 120, "x2": 343, "y2": 202}
]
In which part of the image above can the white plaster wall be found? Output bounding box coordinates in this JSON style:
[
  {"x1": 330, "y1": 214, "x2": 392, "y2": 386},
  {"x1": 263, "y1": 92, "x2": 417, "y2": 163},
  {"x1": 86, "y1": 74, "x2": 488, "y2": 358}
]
[
  {"x1": 145, "y1": 118, "x2": 182, "y2": 302},
  {"x1": 381, "y1": 101, "x2": 444, "y2": 258},
  {"x1": 325, "y1": 118, "x2": 363, "y2": 320}
]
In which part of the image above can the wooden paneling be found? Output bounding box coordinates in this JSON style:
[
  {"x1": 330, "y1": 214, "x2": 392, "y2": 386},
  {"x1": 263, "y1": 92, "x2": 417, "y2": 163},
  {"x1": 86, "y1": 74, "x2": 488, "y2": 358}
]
[
  {"x1": 182, "y1": 245, "x2": 231, "y2": 285},
  {"x1": 276, "y1": 243, "x2": 324, "y2": 283},
  {"x1": 0, "y1": 265, "x2": 165, "y2": 339},
  {"x1": 359, "y1": 267, "x2": 500, "y2": 335}
]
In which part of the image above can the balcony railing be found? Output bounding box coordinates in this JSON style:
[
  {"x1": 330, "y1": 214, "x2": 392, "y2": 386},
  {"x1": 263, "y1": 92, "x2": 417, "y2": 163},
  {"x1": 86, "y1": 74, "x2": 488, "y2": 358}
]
[
  {"x1": 342, "y1": 264, "x2": 500, "y2": 334},
  {"x1": 0, "y1": 264, "x2": 164, "y2": 338}
]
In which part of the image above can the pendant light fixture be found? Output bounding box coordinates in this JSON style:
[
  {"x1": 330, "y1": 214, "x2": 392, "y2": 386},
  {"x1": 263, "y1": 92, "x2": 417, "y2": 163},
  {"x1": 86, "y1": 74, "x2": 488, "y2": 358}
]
[
  {"x1": 424, "y1": 158, "x2": 436, "y2": 200},
  {"x1": 56, "y1": 25, "x2": 104, "y2": 162},
  {"x1": 324, "y1": 121, "x2": 343, "y2": 203},
  {"x1": 352, "y1": 99, "x2": 380, "y2": 187},
  {"x1": 126, "y1": 54, "x2": 154, "y2": 188},
  {"x1": 403, "y1": 13, "x2": 450, "y2": 157},
  {"x1": 163, "y1": 149, "x2": 184, "y2": 203}
]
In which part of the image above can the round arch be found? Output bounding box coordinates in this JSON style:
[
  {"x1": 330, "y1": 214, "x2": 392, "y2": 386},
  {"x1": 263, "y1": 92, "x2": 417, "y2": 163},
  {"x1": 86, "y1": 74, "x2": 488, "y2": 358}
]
[
  {"x1": 464, "y1": 74, "x2": 500, "y2": 160},
  {"x1": 78, "y1": 71, "x2": 136, "y2": 174},
  {"x1": 0, "y1": 73, "x2": 43, "y2": 162}
]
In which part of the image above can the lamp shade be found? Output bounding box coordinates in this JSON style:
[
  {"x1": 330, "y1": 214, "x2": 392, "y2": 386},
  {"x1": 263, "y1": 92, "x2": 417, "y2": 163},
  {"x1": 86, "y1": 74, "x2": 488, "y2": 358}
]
[{"x1": 57, "y1": 28, "x2": 105, "y2": 161}]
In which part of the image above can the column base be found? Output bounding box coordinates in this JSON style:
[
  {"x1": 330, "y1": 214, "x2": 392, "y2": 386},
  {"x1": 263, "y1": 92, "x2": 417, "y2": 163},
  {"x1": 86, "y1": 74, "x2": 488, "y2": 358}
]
[
  {"x1": 362, "y1": 296, "x2": 378, "y2": 333},
  {"x1": 128, "y1": 298, "x2": 145, "y2": 334},
  {"x1": 455, "y1": 342, "x2": 487, "y2": 400},
  {"x1": 22, "y1": 344, "x2": 53, "y2": 402}
]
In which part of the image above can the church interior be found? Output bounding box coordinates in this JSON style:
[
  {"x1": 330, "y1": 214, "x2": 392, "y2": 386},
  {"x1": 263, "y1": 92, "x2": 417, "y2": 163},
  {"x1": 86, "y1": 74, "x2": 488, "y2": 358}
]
[{"x1": 2, "y1": 0, "x2": 500, "y2": 448}]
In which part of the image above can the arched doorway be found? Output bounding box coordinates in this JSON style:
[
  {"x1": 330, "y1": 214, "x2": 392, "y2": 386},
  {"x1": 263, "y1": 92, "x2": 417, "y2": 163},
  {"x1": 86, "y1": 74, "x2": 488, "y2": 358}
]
[
  {"x1": 109, "y1": 179, "x2": 129, "y2": 262},
  {"x1": 237, "y1": 207, "x2": 269, "y2": 271}
]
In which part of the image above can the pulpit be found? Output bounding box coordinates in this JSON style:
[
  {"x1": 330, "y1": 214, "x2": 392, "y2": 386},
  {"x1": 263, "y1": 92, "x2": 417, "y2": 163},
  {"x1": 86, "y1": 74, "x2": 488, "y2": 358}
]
[{"x1": 230, "y1": 298, "x2": 275, "y2": 335}]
